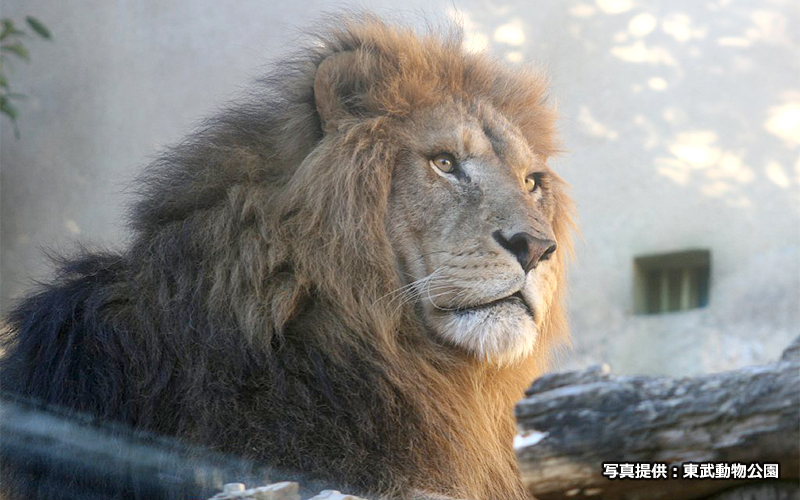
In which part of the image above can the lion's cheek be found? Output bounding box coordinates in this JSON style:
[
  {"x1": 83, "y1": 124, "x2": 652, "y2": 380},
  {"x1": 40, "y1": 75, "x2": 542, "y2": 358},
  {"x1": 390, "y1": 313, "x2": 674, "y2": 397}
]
[{"x1": 524, "y1": 266, "x2": 560, "y2": 330}]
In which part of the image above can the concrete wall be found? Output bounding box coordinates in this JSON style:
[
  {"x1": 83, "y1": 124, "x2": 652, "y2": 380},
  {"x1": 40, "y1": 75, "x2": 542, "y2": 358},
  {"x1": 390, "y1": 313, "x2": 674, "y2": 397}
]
[{"x1": 2, "y1": 0, "x2": 798, "y2": 376}]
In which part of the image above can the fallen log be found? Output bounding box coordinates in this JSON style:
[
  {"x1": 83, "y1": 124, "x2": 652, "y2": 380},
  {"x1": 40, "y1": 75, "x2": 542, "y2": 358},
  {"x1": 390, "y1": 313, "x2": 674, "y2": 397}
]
[{"x1": 515, "y1": 336, "x2": 800, "y2": 500}]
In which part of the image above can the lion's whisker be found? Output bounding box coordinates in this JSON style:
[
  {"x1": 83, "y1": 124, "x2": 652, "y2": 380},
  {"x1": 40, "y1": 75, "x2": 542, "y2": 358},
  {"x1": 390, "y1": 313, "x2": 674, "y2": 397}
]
[{"x1": 378, "y1": 267, "x2": 449, "y2": 311}]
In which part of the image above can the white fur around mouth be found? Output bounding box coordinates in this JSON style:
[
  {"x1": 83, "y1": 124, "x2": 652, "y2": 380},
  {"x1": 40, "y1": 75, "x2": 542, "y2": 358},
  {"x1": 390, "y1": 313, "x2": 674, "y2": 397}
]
[{"x1": 425, "y1": 289, "x2": 539, "y2": 365}]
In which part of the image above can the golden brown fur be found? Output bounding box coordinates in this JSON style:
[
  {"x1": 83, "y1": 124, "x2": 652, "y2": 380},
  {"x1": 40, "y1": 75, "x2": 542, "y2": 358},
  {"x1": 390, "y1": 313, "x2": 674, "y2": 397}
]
[{"x1": 1, "y1": 14, "x2": 574, "y2": 500}]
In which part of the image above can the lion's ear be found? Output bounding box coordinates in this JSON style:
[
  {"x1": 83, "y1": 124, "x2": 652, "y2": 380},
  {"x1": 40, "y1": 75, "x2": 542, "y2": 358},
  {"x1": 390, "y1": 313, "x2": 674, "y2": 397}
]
[{"x1": 314, "y1": 51, "x2": 373, "y2": 133}]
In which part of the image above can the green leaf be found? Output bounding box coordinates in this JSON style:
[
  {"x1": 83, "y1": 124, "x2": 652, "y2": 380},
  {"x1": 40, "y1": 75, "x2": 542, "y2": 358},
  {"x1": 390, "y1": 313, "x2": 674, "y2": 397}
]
[
  {"x1": 1, "y1": 94, "x2": 18, "y2": 120},
  {"x1": 0, "y1": 19, "x2": 24, "y2": 41},
  {"x1": 1, "y1": 42, "x2": 29, "y2": 61},
  {"x1": 0, "y1": 19, "x2": 15, "y2": 41},
  {"x1": 0, "y1": 73, "x2": 7, "y2": 89},
  {"x1": 26, "y1": 17, "x2": 51, "y2": 40}
]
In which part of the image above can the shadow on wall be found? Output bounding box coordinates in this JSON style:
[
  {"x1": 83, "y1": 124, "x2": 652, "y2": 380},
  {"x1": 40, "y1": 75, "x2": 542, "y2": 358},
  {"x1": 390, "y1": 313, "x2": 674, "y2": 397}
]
[{"x1": 449, "y1": 0, "x2": 798, "y2": 204}]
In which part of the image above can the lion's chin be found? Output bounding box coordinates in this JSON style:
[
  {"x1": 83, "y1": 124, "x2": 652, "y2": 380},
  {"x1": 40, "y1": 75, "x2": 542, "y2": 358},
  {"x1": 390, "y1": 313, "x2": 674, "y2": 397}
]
[{"x1": 427, "y1": 301, "x2": 538, "y2": 366}]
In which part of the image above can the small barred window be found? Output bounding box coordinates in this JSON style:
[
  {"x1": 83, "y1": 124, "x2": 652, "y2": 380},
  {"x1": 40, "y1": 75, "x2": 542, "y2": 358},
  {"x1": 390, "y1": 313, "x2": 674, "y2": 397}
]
[{"x1": 634, "y1": 250, "x2": 710, "y2": 314}]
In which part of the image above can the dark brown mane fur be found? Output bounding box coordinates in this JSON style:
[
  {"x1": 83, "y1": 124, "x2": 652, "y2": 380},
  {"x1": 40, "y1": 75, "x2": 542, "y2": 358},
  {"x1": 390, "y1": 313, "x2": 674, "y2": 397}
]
[{"x1": 1, "y1": 14, "x2": 574, "y2": 500}]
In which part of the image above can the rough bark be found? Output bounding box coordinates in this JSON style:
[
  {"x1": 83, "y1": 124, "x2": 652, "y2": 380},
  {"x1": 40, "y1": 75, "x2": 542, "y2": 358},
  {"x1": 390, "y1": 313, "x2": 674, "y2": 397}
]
[{"x1": 514, "y1": 337, "x2": 800, "y2": 500}]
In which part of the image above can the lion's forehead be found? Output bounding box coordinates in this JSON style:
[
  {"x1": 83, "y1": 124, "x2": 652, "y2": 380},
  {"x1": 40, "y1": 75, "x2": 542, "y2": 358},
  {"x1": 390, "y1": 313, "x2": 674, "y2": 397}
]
[
  {"x1": 479, "y1": 115, "x2": 540, "y2": 173},
  {"x1": 411, "y1": 103, "x2": 540, "y2": 173}
]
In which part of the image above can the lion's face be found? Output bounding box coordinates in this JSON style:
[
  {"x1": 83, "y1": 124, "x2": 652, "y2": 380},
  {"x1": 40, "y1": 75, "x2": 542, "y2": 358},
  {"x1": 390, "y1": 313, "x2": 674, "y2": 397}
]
[{"x1": 387, "y1": 102, "x2": 561, "y2": 365}]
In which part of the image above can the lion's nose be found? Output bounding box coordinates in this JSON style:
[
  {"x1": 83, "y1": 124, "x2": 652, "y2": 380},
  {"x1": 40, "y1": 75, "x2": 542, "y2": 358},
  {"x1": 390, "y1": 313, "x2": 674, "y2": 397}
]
[{"x1": 493, "y1": 231, "x2": 557, "y2": 274}]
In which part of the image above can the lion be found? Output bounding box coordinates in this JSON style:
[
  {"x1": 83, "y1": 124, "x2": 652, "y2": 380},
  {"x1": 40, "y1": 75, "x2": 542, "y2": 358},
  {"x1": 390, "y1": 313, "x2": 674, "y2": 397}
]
[{"x1": 0, "y1": 14, "x2": 574, "y2": 500}]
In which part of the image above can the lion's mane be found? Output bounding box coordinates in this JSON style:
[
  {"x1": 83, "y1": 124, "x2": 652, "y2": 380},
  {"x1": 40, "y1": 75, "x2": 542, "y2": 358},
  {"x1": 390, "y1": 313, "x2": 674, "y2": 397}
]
[{"x1": 1, "y1": 15, "x2": 574, "y2": 500}]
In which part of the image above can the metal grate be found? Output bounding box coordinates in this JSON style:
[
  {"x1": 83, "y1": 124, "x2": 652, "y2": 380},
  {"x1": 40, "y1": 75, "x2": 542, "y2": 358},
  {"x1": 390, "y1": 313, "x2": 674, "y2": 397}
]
[{"x1": 634, "y1": 250, "x2": 710, "y2": 314}]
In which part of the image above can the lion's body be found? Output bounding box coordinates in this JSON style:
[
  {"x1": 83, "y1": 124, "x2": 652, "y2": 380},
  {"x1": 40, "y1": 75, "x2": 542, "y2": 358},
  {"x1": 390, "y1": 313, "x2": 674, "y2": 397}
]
[{"x1": 1, "y1": 16, "x2": 574, "y2": 500}]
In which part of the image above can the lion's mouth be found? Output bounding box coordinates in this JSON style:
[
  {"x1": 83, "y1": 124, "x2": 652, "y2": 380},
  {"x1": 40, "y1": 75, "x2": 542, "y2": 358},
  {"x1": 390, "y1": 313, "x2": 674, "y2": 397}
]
[{"x1": 454, "y1": 291, "x2": 533, "y2": 318}]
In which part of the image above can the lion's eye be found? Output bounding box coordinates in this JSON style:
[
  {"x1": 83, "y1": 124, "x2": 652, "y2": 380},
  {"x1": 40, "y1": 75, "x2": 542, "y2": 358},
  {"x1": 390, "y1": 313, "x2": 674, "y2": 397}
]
[
  {"x1": 525, "y1": 174, "x2": 539, "y2": 192},
  {"x1": 430, "y1": 153, "x2": 457, "y2": 174}
]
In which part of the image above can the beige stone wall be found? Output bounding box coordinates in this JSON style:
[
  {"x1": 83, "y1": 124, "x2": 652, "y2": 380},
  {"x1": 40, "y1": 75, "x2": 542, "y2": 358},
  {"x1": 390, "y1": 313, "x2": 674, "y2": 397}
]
[{"x1": 2, "y1": 0, "x2": 798, "y2": 376}]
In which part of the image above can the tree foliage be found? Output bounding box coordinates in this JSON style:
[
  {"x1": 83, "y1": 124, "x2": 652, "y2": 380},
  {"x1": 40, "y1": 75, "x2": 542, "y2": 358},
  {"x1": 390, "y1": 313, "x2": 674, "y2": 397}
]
[{"x1": 1, "y1": 16, "x2": 51, "y2": 136}]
